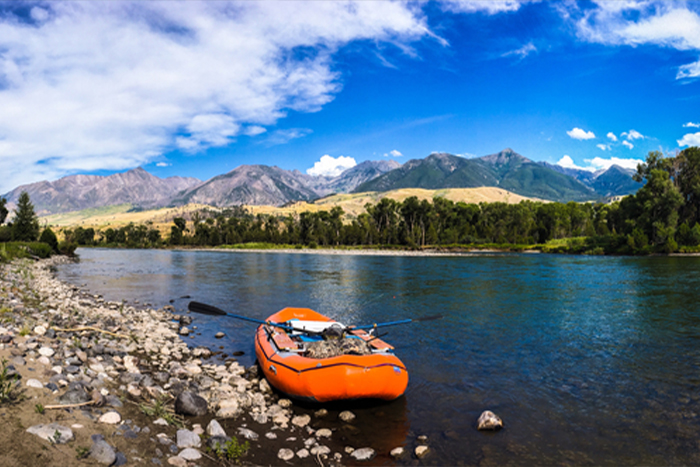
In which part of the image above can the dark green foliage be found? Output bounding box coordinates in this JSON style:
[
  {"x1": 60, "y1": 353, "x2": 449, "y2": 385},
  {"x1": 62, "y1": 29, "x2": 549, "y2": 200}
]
[
  {"x1": 58, "y1": 241, "x2": 78, "y2": 256},
  {"x1": 11, "y1": 192, "x2": 40, "y2": 241},
  {"x1": 0, "y1": 197, "x2": 7, "y2": 225},
  {"x1": 39, "y1": 227, "x2": 59, "y2": 252},
  {"x1": 27, "y1": 242, "x2": 52, "y2": 258},
  {"x1": 0, "y1": 226, "x2": 10, "y2": 242}
]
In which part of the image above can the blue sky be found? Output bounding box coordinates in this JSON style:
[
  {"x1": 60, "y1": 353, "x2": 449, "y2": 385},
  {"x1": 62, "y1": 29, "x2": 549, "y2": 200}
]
[{"x1": 2, "y1": 1, "x2": 700, "y2": 193}]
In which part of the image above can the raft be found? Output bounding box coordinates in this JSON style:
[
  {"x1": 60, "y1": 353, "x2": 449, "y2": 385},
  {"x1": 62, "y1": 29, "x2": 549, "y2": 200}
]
[{"x1": 254, "y1": 307, "x2": 408, "y2": 402}]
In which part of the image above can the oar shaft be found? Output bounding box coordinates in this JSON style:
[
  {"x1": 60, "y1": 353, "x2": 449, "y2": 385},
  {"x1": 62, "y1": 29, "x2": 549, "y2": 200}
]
[{"x1": 353, "y1": 319, "x2": 413, "y2": 330}]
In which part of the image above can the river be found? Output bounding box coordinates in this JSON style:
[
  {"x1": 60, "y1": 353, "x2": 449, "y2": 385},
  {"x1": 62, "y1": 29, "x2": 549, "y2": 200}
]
[{"x1": 57, "y1": 248, "x2": 700, "y2": 465}]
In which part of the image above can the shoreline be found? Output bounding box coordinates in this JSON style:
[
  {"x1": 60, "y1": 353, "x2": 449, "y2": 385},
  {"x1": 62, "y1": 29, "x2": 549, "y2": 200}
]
[
  {"x1": 175, "y1": 246, "x2": 542, "y2": 257},
  {"x1": 0, "y1": 256, "x2": 417, "y2": 465}
]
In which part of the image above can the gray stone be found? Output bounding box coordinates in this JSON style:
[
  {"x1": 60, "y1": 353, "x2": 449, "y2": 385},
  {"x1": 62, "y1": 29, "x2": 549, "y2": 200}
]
[
  {"x1": 292, "y1": 414, "x2": 311, "y2": 427},
  {"x1": 26, "y1": 378, "x2": 43, "y2": 388},
  {"x1": 350, "y1": 447, "x2": 376, "y2": 461},
  {"x1": 176, "y1": 429, "x2": 201, "y2": 449},
  {"x1": 278, "y1": 448, "x2": 294, "y2": 461},
  {"x1": 316, "y1": 428, "x2": 332, "y2": 438},
  {"x1": 415, "y1": 445, "x2": 430, "y2": 459},
  {"x1": 178, "y1": 448, "x2": 201, "y2": 460},
  {"x1": 207, "y1": 419, "x2": 227, "y2": 437},
  {"x1": 390, "y1": 447, "x2": 404, "y2": 458},
  {"x1": 174, "y1": 391, "x2": 208, "y2": 416},
  {"x1": 236, "y1": 427, "x2": 259, "y2": 440},
  {"x1": 98, "y1": 411, "x2": 122, "y2": 424},
  {"x1": 90, "y1": 438, "x2": 117, "y2": 465},
  {"x1": 206, "y1": 435, "x2": 232, "y2": 451},
  {"x1": 339, "y1": 410, "x2": 355, "y2": 422},
  {"x1": 26, "y1": 423, "x2": 74, "y2": 444},
  {"x1": 477, "y1": 410, "x2": 503, "y2": 431}
]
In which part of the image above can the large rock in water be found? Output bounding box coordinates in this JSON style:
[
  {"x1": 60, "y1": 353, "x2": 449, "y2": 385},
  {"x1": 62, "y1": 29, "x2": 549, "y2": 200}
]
[
  {"x1": 477, "y1": 410, "x2": 503, "y2": 430},
  {"x1": 174, "y1": 391, "x2": 208, "y2": 416}
]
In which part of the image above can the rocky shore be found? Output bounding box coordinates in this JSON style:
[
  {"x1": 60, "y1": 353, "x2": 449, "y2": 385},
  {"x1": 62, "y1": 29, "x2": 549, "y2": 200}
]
[{"x1": 0, "y1": 256, "x2": 436, "y2": 466}]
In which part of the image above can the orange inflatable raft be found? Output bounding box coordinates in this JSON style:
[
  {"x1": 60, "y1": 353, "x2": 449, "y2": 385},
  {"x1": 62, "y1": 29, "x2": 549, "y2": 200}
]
[{"x1": 255, "y1": 307, "x2": 408, "y2": 402}]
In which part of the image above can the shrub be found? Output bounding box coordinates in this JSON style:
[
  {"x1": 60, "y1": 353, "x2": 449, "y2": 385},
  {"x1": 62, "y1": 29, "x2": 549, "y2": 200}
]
[
  {"x1": 27, "y1": 242, "x2": 52, "y2": 259},
  {"x1": 39, "y1": 227, "x2": 59, "y2": 252},
  {"x1": 58, "y1": 241, "x2": 78, "y2": 256},
  {"x1": 0, "y1": 226, "x2": 10, "y2": 242}
]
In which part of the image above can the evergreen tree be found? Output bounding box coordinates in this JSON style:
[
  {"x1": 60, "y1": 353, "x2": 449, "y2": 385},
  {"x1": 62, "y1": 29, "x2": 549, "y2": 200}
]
[
  {"x1": 11, "y1": 192, "x2": 39, "y2": 241},
  {"x1": 39, "y1": 227, "x2": 59, "y2": 252},
  {"x1": 0, "y1": 197, "x2": 7, "y2": 225}
]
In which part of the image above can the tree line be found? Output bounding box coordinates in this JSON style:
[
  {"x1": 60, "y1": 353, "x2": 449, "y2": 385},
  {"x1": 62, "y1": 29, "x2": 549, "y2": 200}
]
[{"x1": 4, "y1": 147, "x2": 700, "y2": 255}]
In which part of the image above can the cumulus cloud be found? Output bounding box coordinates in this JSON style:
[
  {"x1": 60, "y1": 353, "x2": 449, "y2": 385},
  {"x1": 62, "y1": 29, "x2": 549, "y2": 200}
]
[
  {"x1": 586, "y1": 156, "x2": 644, "y2": 171},
  {"x1": 557, "y1": 155, "x2": 593, "y2": 171},
  {"x1": 567, "y1": 127, "x2": 596, "y2": 140},
  {"x1": 384, "y1": 149, "x2": 403, "y2": 157},
  {"x1": 622, "y1": 129, "x2": 645, "y2": 140},
  {"x1": 307, "y1": 155, "x2": 357, "y2": 177},
  {"x1": 441, "y1": 1, "x2": 523, "y2": 15},
  {"x1": 622, "y1": 140, "x2": 634, "y2": 149},
  {"x1": 0, "y1": 1, "x2": 432, "y2": 193},
  {"x1": 567, "y1": 2, "x2": 700, "y2": 80},
  {"x1": 678, "y1": 132, "x2": 700, "y2": 147},
  {"x1": 607, "y1": 132, "x2": 618, "y2": 141},
  {"x1": 683, "y1": 122, "x2": 700, "y2": 128}
]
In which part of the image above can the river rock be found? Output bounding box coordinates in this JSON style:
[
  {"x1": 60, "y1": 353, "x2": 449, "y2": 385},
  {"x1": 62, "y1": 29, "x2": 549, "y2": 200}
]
[
  {"x1": 58, "y1": 387, "x2": 91, "y2": 404},
  {"x1": 206, "y1": 435, "x2": 232, "y2": 451},
  {"x1": 477, "y1": 410, "x2": 503, "y2": 431},
  {"x1": 339, "y1": 410, "x2": 356, "y2": 422},
  {"x1": 215, "y1": 332, "x2": 225, "y2": 338},
  {"x1": 237, "y1": 427, "x2": 259, "y2": 440},
  {"x1": 350, "y1": 447, "x2": 376, "y2": 461},
  {"x1": 177, "y1": 429, "x2": 201, "y2": 449},
  {"x1": 174, "y1": 391, "x2": 208, "y2": 416},
  {"x1": 390, "y1": 447, "x2": 404, "y2": 458},
  {"x1": 38, "y1": 346, "x2": 55, "y2": 357},
  {"x1": 178, "y1": 448, "x2": 202, "y2": 461},
  {"x1": 311, "y1": 445, "x2": 331, "y2": 456},
  {"x1": 292, "y1": 414, "x2": 311, "y2": 427},
  {"x1": 278, "y1": 448, "x2": 295, "y2": 461},
  {"x1": 415, "y1": 445, "x2": 430, "y2": 458},
  {"x1": 98, "y1": 411, "x2": 122, "y2": 424},
  {"x1": 26, "y1": 423, "x2": 74, "y2": 444},
  {"x1": 167, "y1": 457, "x2": 187, "y2": 466},
  {"x1": 207, "y1": 419, "x2": 227, "y2": 437},
  {"x1": 90, "y1": 438, "x2": 117, "y2": 465},
  {"x1": 26, "y1": 379, "x2": 43, "y2": 388},
  {"x1": 297, "y1": 448, "x2": 310, "y2": 459},
  {"x1": 316, "y1": 428, "x2": 332, "y2": 438}
]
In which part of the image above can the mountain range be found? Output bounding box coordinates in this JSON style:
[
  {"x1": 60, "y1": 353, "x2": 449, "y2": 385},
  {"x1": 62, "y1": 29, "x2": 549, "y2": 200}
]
[{"x1": 2, "y1": 149, "x2": 640, "y2": 216}]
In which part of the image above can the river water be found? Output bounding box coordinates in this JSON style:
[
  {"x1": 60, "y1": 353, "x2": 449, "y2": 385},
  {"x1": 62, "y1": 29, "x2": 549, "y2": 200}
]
[{"x1": 57, "y1": 248, "x2": 700, "y2": 465}]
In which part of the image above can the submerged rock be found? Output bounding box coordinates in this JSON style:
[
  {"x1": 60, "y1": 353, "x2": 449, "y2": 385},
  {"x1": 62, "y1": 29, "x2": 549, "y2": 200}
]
[{"x1": 477, "y1": 410, "x2": 503, "y2": 431}]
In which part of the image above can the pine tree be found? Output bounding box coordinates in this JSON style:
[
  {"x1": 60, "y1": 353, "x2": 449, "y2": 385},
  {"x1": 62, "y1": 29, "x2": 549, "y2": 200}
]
[
  {"x1": 12, "y1": 192, "x2": 40, "y2": 242},
  {"x1": 0, "y1": 197, "x2": 7, "y2": 225}
]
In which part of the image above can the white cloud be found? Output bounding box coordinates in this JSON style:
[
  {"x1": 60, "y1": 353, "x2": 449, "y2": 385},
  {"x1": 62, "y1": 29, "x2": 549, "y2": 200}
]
[
  {"x1": 622, "y1": 129, "x2": 645, "y2": 140},
  {"x1": 567, "y1": 127, "x2": 596, "y2": 140},
  {"x1": 622, "y1": 140, "x2": 634, "y2": 149},
  {"x1": 0, "y1": 2, "x2": 432, "y2": 193},
  {"x1": 441, "y1": 1, "x2": 523, "y2": 15},
  {"x1": 568, "y1": 3, "x2": 700, "y2": 80},
  {"x1": 264, "y1": 128, "x2": 313, "y2": 146},
  {"x1": 307, "y1": 155, "x2": 357, "y2": 177},
  {"x1": 607, "y1": 132, "x2": 618, "y2": 141},
  {"x1": 384, "y1": 149, "x2": 403, "y2": 157},
  {"x1": 586, "y1": 156, "x2": 644, "y2": 171},
  {"x1": 502, "y1": 42, "x2": 537, "y2": 60},
  {"x1": 156, "y1": 162, "x2": 170, "y2": 167},
  {"x1": 683, "y1": 122, "x2": 700, "y2": 128},
  {"x1": 678, "y1": 132, "x2": 700, "y2": 147},
  {"x1": 557, "y1": 155, "x2": 594, "y2": 171},
  {"x1": 597, "y1": 144, "x2": 610, "y2": 151}
]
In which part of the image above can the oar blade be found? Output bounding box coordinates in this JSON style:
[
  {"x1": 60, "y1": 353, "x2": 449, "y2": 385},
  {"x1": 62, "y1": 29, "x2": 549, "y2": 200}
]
[
  {"x1": 413, "y1": 314, "x2": 443, "y2": 322},
  {"x1": 188, "y1": 301, "x2": 228, "y2": 316}
]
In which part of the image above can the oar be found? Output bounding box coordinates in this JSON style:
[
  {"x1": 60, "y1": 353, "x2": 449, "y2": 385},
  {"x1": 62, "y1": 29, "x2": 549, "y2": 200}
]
[
  {"x1": 352, "y1": 314, "x2": 443, "y2": 330},
  {"x1": 187, "y1": 301, "x2": 322, "y2": 335}
]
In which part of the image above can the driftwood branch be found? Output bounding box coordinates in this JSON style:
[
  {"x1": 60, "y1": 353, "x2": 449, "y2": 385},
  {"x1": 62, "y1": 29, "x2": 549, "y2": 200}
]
[{"x1": 52, "y1": 326, "x2": 127, "y2": 339}]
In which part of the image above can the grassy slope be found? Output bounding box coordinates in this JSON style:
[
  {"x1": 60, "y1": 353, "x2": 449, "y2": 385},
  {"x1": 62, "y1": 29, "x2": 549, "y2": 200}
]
[{"x1": 39, "y1": 187, "x2": 541, "y2": 231}]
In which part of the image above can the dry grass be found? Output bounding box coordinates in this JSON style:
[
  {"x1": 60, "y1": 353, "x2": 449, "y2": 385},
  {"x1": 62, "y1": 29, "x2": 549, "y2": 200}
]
[{"x1": 40, "y1": 187, "x2": 540, "y2": 230}]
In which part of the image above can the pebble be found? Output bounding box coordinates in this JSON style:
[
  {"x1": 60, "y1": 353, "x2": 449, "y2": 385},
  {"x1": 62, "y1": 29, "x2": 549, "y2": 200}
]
[
  {"x1": 314, "y1": 408, "x2": 328, "y2": 418},
  {"x1": 167, "y1": 457, "x2": 187, "y2": 466},
  {"x1": 38, "y1": 346, "x2": 55, "y2": 357},
  {"x1": 297, "y1": 448, "x2": 310, "y2": 459},
  {"x1": 339, "y1": 410, "x2": 356, "y2": 422},
  {"x1": 177, "y1": 429, "x2": 201, "y2": 449},
  {"x1": 237, "y1": 427, "x2": 259, "y2": 440},
  {"x1": 178, "y1": 448, "x2": 202, "y2": 461},
  {"x1": 292, "y1": 414, "x2": 311, "y2": 427},
  {"x1": 207, "y1": 419, "x2": 227, "y2": 437},
  {"x1": 311, "y1": 445, "x2": 331, "y2": 456},
  {"x1": 390, "y1": 447, "x2": 404, "y2": 458},
  {"x1": 98, "y1": 411, "x2": 122, "y2": 424},
  {"x1": 26, "y1": 378, "x2": 43, "y2": 388},
  {"x1": 215, "y1": 332, "x2": 225, "y2": 338},
  {"x1": 350, "y1": 447, "x2": 376, "y2": 461},
  {"x1": 90, "y1": 438, "x2": 117, "y2": 465},
  {"x1": 316, "y1": 428, "x2": 332, "y2": 438},
  {"x1": 415, "y1": 445, "x2": 430, "y2": 458},
  {"x1": 278, "y1": 448, "x2": 295, "y2": 461}
]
